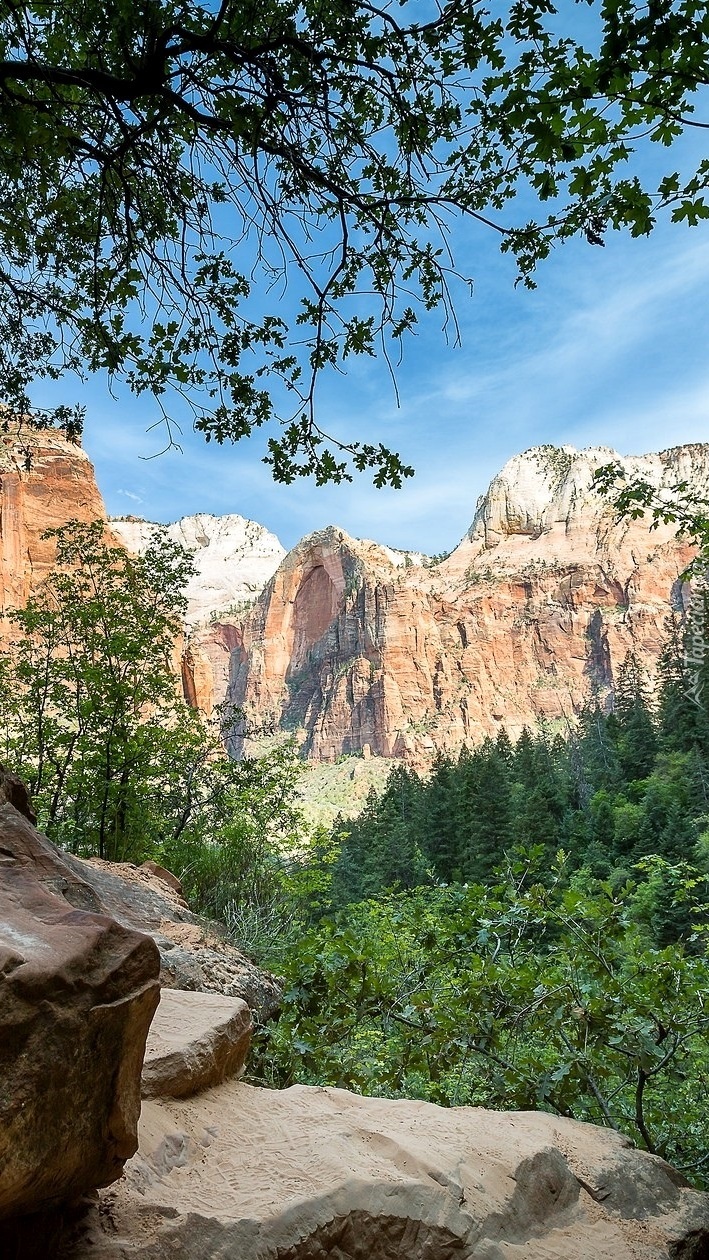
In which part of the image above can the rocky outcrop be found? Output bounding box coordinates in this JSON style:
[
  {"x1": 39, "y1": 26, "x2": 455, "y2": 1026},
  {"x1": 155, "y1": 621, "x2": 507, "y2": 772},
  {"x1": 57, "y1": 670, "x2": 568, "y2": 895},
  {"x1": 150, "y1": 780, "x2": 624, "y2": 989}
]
[
  {"x1": 0, "y1": 426, "x2": 285, "y2": 720},
  {"x1": 59, "y1": 853, "x2": 281, "y2": 1020},
  {"x1": 141, "y1": 989, "x2": 251, "y2": 1099},
  {"x1": 221, "y1": 444, "x2": 708, "y2": 764},
  {"x1": 228, "y1": 527, "x2": 454, "y2": 760},
  {"x1": 2, "y1": 799, "x2": 706, "y2": 1258},
  {"x1": 0, "y1": 802, "x2": 161, "y2": 1223},
  {"x1": 66, "y1": 1082, "x2": 709, "y2": 1258},
  {"x1": 0, "y1": 421, "x2": 108, "y2": 617},
  {"x1": 182, "y1": 619, "x2": 244, "y2": 715},
  {"x1": 111, "y1": 512, "x2": 286, "y2": 628},
  {"x1": 0, "y1": 761, "x2": 37, "y2": 823}
]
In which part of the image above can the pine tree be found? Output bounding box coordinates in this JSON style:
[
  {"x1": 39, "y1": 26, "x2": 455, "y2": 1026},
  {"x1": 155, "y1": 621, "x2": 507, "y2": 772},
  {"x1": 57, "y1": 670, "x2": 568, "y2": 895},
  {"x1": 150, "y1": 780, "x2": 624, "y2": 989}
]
[
  {"x1": 456, "y1": 740, "x2": 513, "y2": 883},
  {"x1": 657, "y1": 616, "x2": 709, "y2": 758},
  {"x1": 577, "y1": 704, "x2": 622, "y2": 793},
  {"x1": 424, "y1": 754, "x2": 463, "y2": 880},
  {"x1": 613, "y1": 651, "x2": 658, "y2": 782},
  {"x1": 510, "y1": 729, "x2": 568, "y2": 864}
]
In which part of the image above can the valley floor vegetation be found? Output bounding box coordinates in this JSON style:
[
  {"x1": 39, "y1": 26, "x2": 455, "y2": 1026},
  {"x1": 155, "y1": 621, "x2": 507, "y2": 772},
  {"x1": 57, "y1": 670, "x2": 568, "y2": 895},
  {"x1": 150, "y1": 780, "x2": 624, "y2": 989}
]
[{"x1": 1, "y1": 520, "x2": 708, "y2": 1185}]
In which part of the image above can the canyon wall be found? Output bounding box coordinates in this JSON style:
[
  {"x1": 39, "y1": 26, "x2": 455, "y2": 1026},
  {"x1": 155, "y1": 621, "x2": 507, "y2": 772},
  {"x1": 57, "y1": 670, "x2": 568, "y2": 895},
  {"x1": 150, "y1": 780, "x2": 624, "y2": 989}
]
[
  {"x1": 222, "y1": 444, "x2": 708, "y2": 765},
  {"x1": 3, "y1": 423, "x2": 707, "y2": 769},
  {"x1": 0, "y1": 421, "x2": 108, "y2": 615}
]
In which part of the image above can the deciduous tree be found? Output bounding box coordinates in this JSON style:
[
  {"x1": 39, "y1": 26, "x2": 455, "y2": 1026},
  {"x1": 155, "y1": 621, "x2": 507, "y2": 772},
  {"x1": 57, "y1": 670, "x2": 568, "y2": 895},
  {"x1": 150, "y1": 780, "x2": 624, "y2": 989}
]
[{"x1": 3, "y1": 0, "x2": 708, "y2": 482}]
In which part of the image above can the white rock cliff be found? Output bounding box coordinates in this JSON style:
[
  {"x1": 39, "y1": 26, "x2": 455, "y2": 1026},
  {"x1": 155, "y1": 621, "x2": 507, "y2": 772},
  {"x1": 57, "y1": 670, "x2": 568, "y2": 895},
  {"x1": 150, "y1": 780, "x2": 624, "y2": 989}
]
[{"x1": 111, "y1": 512, "x2": 286, "y2": 627}]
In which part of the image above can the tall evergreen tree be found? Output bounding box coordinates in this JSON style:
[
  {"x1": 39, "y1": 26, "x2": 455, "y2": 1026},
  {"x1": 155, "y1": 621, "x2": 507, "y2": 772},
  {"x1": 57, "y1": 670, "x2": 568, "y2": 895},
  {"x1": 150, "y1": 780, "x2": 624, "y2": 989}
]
[
  {"x1": 456, "y1": 740, "x2": 513, "y2": 884},
  {"x1": 510, "y1": 729, "x2": 568, "y2": 864},
  {"x1": 424, "y1": 754, "x2": 463, "y2": 881},
  {"x1": 577, "y1": 704, "x2": 622, "y2": 794},
  {"x1": 657, "y1": 617, "x2": 709, "y2": 758},
  {"x1": 613, "y1": 651, "x2": 657, "y2": 782}
]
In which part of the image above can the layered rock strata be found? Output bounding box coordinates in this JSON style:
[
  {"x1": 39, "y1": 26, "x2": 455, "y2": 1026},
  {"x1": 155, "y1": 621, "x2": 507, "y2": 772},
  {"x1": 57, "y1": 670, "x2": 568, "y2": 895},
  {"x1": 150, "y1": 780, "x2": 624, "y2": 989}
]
[
  {"x1": 223, "y1": 444, "x2": 708, "y2": 764},
  {"x1": 68, "y1": 1081, "x2": 709, "y2": 1258}
]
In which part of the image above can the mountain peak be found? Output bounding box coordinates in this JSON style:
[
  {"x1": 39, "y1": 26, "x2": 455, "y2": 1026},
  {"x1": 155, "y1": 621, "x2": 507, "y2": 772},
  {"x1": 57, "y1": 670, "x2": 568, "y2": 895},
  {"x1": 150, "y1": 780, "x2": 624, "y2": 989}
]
[
  {"x1": 111, "y1": 513, "x2": 286, "y2": 626},
  {"x1": 469, "y1": 441, "x2": 709, "y2": 551}
]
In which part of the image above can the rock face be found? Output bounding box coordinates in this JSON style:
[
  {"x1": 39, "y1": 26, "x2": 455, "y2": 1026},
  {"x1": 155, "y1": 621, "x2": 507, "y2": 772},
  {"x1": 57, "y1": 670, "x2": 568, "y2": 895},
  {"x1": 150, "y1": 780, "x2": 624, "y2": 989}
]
[
  {"x1": 222, "y1": 444, "x2": 708, "y2": 764},
  {"x1": 182, "y1": 618, "x2": 244, "y2": 715},
  {"x1": 0, "y1": 761, "x2": 37, "y2": 823},
  {"x1": 3, "y1": 426, "x2": 707, "y2": 767},
  {"x1": 0, "y1": 801, "x2": 161, "y2": 1222},
  {"x1": 111, "y1": 512, "x2": 286, "y2": 628},
  {"x1": 0, "y1": 422, "x2": 109, "y2": 617},
  {"x1": 58, "y1": 852, "x2": 281, "y2": 1020},
  {"x1": 66, "y1": 1083, "x2": 709, "y2": 1258},
  {"x1": 141, "y1": 989, "x2": 251, "y2": 1099}
]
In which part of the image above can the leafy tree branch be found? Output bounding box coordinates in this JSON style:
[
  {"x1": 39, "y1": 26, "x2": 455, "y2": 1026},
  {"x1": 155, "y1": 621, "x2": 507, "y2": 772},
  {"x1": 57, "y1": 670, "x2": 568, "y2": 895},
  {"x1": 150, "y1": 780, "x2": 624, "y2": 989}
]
[{"x1": 2, "y1": 0, "x2": 708, "y2": 481}]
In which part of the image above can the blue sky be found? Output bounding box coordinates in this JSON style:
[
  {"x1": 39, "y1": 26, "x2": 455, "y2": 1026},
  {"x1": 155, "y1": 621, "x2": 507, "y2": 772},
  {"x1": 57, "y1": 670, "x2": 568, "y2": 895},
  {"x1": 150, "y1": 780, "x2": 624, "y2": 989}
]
[{"x1": 77, "y1": 210, "x2": 709, "y2": 557}]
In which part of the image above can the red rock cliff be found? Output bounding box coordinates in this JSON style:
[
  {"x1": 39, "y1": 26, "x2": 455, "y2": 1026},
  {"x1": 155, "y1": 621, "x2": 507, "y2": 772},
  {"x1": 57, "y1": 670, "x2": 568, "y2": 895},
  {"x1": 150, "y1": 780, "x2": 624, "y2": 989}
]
[
  {"x1": 223, "y1": 443, "x2": 708, "y2": 764},
  {"x1": 0, "y1": 421, "x2": 109, "y2": 616}
]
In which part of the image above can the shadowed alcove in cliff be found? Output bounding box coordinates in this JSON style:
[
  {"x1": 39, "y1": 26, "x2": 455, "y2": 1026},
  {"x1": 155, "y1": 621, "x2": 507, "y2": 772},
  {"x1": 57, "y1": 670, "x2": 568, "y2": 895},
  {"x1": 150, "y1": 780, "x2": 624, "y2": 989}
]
[{"x1": 289, "y1": 559, "x2": 344, "y2": 673}]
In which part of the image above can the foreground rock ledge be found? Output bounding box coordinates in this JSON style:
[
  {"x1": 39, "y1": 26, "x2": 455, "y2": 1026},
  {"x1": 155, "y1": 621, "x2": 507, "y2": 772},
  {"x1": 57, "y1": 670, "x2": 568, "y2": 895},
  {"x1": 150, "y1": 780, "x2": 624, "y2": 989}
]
[
  {"x1": 65, "y1": 1083, "x2": 709, "y2": 1259},
  {"x1": 141, "y1": 988, "x2": 252, "y2": 1099},
  {"x1": 0, "y1": 802, "x2": 161, "y2": 1222},
  {"x1": 59, "y1": 851, "x2": 281, "y2": 1018}
]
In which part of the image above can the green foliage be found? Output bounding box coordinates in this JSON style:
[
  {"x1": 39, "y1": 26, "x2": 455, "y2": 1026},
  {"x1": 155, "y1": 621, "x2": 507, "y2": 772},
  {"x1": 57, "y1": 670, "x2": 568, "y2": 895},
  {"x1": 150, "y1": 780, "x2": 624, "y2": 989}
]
[
  {"x1": 0, "y1": 522, "x2": 307, "y2": 949},
  {"x1": 161, "y1": 738, "x2": 307, "y2": 961},
  {"x1": 2, "y1": 2, "x2": 709, "y2": 481},
  {"x1": 330, "y1": 767, "x2": 432, "y2": 906},
  {"x1": 247, "y1": 605, "x2": 709, "y2": 1183},
  {"x1": 253, "y1": 858, "x2": 709, "y2": 1183},
  {"x1": 613, "y1": 651, "x2": 658, "y2": 781},
  {"x1": 424, "y1": 551, "x2": 452, "y2": 568},
  {"x1": 0, "y1": 520, "x2": 195, "y2": 859},
  {"x1": 321, "y1": 618, "x2": 709, "y2": 906}
]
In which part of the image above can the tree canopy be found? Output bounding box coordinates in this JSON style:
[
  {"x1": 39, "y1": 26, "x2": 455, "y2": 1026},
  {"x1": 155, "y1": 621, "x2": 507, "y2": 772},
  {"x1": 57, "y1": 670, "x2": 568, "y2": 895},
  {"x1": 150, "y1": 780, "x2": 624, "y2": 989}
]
[
  {"x1": 0, "y1": 520, "x2": 306, "y2": 895},
  {"x1": 2, "y1": 0, "x2": 708, "y2": 483}
]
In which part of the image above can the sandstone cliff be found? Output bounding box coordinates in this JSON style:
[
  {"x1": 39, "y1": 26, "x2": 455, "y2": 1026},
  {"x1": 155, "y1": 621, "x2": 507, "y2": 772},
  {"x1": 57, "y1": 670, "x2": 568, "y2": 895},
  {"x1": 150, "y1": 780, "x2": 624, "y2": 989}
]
[
  {"x1": 2, "y1": 422, "x2": 707, "y2": 769},
  {"x1": 0, "y1": 421, "x2": 108, "y2": 615},
  {"x1": 221, "y1": 444, "x2": 707, "y2": 764},
  {"x1": 111, "y1": 512, "x2": 286, "y2": 627}
]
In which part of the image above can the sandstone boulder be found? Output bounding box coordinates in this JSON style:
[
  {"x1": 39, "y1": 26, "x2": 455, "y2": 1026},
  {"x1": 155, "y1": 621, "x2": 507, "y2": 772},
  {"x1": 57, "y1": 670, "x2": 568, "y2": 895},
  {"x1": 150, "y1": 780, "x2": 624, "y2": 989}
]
[
  {"x1": 141, "y1": 989, "x2": 251, "y2": 1099},
  {"x1": 64, "y1": 1083, "x2": 709, "y2": 1258},
  {"x1": 58, "y1": 852, "x2": 281, "y2": 1019},
  {"x1": 0, "y1": 803, "x2": 161, "y2": 1223},
  {"x1": 139, "y1": 859, "x2": 184, "y2": 895},
  {"x1": 0, "y1": 762, "x2": 36, "y2": 823}
]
